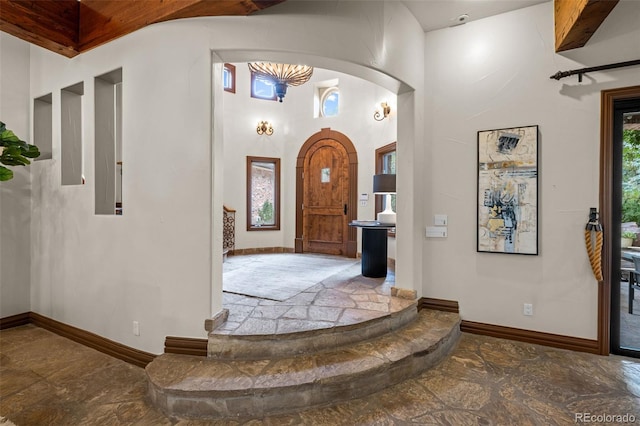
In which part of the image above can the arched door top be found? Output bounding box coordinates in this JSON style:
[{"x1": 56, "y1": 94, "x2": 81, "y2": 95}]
[{"x1": 297, "y1": 128, "x2": 358, "y2": 167}]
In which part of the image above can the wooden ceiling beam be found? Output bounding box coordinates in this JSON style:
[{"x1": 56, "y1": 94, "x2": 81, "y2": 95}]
[
  {"x1": 78, "y1": 0, "x2": 286, "y2": 53},
  {"x1": 555, "y1": 0, "x2": 619, "y2": 52},
  {"x1": 0, "y1": 0, "x2": 79, "y2": 57},
  {"x1": 0, "y1": 0, "x2": 285, "y2": 57}
]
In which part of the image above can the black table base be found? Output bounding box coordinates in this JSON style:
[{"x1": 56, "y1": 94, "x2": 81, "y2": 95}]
[{"x1": 361, "y1": 228, "x2": 388, "y2": 278}]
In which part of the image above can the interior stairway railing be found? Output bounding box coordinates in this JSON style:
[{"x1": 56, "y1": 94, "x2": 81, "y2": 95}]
[{"x1": 223, "y1": 206, "x2": 235, "y2": 260}]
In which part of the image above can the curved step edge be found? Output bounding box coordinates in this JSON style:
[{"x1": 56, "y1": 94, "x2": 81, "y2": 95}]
[
  {"x1": 208, "y1": 302, "x2": 418, "y2": 360},
  {"x1": 148, "y1": 310, "x2": 461, "y2": 420}
]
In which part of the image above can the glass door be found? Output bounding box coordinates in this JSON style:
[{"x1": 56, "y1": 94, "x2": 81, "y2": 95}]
[{"x1": 612, "y1": 98, "x2": 640, "y2": 358}]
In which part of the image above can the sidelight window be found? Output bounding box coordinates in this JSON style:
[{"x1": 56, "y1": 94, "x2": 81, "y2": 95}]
[{"x1": 375, "y1": 142, "x2": 396, "y2": 235}]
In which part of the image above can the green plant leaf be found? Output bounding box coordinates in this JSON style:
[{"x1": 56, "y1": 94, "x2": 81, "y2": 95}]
[
  {"x1": 23, "y1": 145, "x2": 40, "y2": 158},
  {"x1": 2, "y1": 145, "x2": 21, "y2": 155},
  {"x1": 1, "y1": 147, "x2": 31, "y2": 166},
  {"x1": 0, "y1": 122, "x2": 40, "y2": 182},
  {"x1": 0, "y1": 129, "x2": 22, "y2": 144},
  {"x1": 0, "y1": 165, "x2": 13, "y2": 181}
]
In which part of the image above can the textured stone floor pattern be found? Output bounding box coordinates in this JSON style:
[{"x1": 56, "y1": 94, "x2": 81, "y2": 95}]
[
  {"x1": 223, "y1": 253, "x2": 360, "y2": 301},
  {"x1": 2, "y1": 325, "x2": 639, "y2": 425},
  {"x1": 148, "y1": 309, "x2": 460, "y2": 419},
  {"x1": 218, "y1": 255, "x2": 414, "y2": 336}
]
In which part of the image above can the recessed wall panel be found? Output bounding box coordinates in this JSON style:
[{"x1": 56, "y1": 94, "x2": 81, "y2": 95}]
[
  {"x1": 94, "y1": 68, "x2": 122, "y2": 215},
  {"x1": 61, "y1": 82, "x2": 84, "y2": 185},
  {"x1": 34, "y1": 93, "x2": 52, "y2": 160}
]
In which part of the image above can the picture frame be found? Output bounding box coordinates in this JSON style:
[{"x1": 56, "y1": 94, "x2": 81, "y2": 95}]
[{"x1": 477, "y1": 125, "x2": 538, "y2": 255}]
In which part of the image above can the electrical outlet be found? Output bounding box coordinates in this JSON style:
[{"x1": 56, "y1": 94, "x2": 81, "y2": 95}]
[
  {"x1": 133, "y1": 321, "x2": 140, "y2": 336},
  {"x1": 523, "y1": 304, "x2": 533, "y2": 316}
]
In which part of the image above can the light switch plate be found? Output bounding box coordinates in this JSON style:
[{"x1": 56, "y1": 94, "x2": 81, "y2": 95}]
[
  {"x1": 426, "y1": 226, "x2": 447, "y2": 238},
  {"x1": 434, "y1": 214, "x2": 448, "y2": 226}
]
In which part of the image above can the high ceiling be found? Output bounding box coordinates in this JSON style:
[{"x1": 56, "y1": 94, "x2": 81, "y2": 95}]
[
  {"x1": 401, "y1": 0, "x2": 620, "y2": 52},
  {"x1": 0, "y1": 0, "x2": 620, "y2": 57},
  {"x1": 401, "y1": 0, "x2": 549, "y2": 32}
]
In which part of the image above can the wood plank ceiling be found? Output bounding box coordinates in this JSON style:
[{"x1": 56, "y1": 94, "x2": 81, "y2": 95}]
[
  {"x1": 0, "y1": 0, "x2": 619, "y2": 57},
  {"x1": 0, "y1": 0, "x2": 286, "y2": 57}
]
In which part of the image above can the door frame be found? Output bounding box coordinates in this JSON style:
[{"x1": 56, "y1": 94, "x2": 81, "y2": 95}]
[
  {"x1": 295, "y1": 128, "x2": 358, "y2": 257},
  {"x1": 599, "y1": 85, "x2": 640, "y2": 355}
]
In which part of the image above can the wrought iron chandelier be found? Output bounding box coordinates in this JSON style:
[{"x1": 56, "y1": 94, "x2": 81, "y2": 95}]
[{"x1": 248, "y1": 62, "x2": 314, "y2": 102}]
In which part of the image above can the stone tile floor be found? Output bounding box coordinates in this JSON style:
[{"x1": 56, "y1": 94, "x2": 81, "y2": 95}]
[
  {"x1": 3, "y1": 255, "x2": 640, "y2": 424},
  {"x1": 148, "y1": 310, "x2": 461, "y2": 419},
  {"x1": 2, "y1": 325, "x2": 640, "y2": 425},
  {"x1": 223, "y1": 253, "x2": 360, "y2": 302},
  {"x1": 218, "y1": 254, "x2": 414, "y2": 336}
]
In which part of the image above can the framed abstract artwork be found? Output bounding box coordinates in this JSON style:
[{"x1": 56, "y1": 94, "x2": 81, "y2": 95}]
[{"x1": 477, "y1": 125, "x2": 538, "y2": 255}]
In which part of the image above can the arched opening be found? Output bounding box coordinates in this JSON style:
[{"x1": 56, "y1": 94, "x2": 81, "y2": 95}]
[{"x1": 210, "y1": 51, "x2": 418, "y2": 322}]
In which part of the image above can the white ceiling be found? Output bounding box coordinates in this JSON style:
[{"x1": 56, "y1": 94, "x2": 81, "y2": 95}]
[{"x1": 401, "y1": 0, "x2": 549, "y2": 32}]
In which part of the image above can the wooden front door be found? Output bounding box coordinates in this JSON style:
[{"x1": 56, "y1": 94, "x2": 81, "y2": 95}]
[{"x1": 302, "y1": 139, "x2": 349, "y2": 255}]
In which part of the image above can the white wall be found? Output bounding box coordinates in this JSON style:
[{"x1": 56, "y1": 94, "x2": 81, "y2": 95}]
[
  {"x1": 10, "y1": 0, "x2": 638, "y2": 352},
  {"x1": 22, "y1": 1, "x2": 422, "y2": 353},
  {"x1": 0, "y1": 33, "x2": 31, "y2": 318},
  {"x1": 423, "y1": 1, "x2": 640, "y2": 339},
  {"x1": 222, "y1": 65, "x2": 396, "y2": 251},
  {"x1": 28, "y1": 31, "x2": 215, "y2": 354}
]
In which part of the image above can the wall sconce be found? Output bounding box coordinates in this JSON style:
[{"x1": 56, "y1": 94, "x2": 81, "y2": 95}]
[
  {"x1": 256, "y1": 121, "x2": 274, "y2": 136},
  {"x1": 373, "y1": 102, "x2": 391, "y2": 121}
]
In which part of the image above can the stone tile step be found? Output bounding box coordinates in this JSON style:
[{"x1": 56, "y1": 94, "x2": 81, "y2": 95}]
[
  {"x1": 146, "y1": 309, "x2": 460, "y2": 420},
  {"x1": 208, "y1": 302, "x2": 418, "y2": 360}
]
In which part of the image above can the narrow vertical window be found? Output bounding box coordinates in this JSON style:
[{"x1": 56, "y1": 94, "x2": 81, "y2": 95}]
[
  {"x1": 223, "y1": 63, "x2": 236, "y2": 93},
  {"x1": 61, "y1": 82, "x2": 84, "y2": 185},
  {"x1": 247, "y1": 156, "x2": 280, "y2": 231},
  {"x1": 95, "y1": 68, "x2": 123, "y2": 215},
  {"x1": 33, "y1": 93, "x2": 53, "y2": 160},
  {"x1": 375, "y1": 142, "x2": 397, "y2": 235}
]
